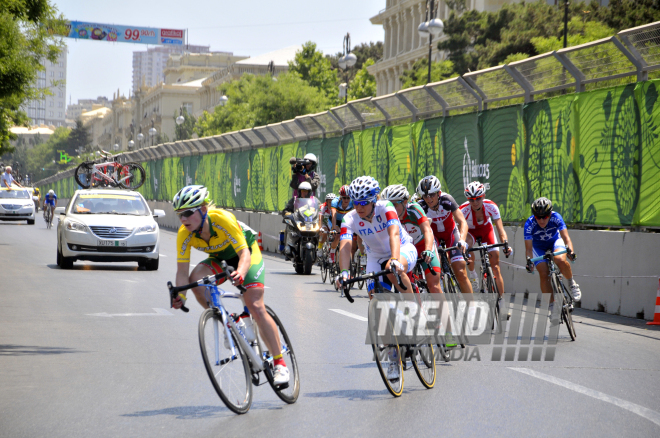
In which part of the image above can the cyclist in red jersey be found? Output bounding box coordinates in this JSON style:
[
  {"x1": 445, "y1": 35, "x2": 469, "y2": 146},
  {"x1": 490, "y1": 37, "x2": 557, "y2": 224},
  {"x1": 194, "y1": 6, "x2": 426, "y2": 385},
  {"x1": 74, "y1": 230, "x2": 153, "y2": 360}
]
[
  {"x1": 416, "y1": 176, "x2": 473, "y2": 293},
  {"x1": 459, "y1": 182, "x2": 512, "y2": 298}
]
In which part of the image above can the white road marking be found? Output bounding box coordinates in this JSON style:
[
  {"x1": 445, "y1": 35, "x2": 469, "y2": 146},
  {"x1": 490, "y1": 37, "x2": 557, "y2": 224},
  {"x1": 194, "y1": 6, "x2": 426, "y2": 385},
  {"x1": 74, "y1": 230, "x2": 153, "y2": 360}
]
[
  {"x1": 330, "y1": 309, "x2": 367, "y2": 322},
  {"x1": 87, "y1": 308, "x2": 173, "y2": 318},
  {"x1": 121, "y1": 280, "x2": 138, "y2": 283},
  {"x1": 509, "y1": 367, "x2": 660, "y2": 427},
  {"x1": 160, "y1": 254, "x2": 167, "y2": 257}
]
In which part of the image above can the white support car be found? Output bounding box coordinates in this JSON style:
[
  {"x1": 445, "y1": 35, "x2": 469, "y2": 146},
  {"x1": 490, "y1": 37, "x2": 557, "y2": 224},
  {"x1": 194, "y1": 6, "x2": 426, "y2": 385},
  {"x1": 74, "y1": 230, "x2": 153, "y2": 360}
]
[
  {"x1": 56, "y1": 189, "x2": 165, "y2": 270},
  {"x1": 0, "y1": 188, "x2": 36, "y2": 224}
]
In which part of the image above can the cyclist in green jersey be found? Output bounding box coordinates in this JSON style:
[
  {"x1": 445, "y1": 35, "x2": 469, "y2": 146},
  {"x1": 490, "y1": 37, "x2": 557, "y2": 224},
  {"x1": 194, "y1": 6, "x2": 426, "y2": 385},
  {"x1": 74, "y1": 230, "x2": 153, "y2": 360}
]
[{"x1": 381, "y1": 185, "x2": 442, "y2": 294}]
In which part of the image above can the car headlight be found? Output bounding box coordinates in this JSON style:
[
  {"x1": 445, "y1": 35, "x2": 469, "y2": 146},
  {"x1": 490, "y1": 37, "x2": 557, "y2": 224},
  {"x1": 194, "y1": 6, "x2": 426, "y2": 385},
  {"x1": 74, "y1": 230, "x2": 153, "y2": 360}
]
[
  {"x1": 21, "y1": 204, "x2": 33, "y2": 210},
  {"x1": 66, "y1": 220, "x2": 87, "y2": 232},
  {"x1": 137, "y1": 223, "x2": 158, "y2": 233}
]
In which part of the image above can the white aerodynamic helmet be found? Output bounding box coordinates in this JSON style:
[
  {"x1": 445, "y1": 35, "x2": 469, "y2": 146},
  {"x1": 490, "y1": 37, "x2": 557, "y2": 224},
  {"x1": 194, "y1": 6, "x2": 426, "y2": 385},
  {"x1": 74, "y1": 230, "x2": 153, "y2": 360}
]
[
  {"x1": 48, "y1": 189, "x2": 54, "y2": 195},
  {"x1": 298, "y1": 181, "x2": 312, "y2": 191},
  {"x1": 410, "y1": 193, "x2": 421, "y2": 204},
  {"x1": 380, "y1": 184, "x2": 410, "y2": 202},
  {"x1": 416, "y1": 176, "x2": 442, "y2": 196},
  {"x1": 465, "y1": 181, "x2": 486, "y2": 198},
  {"x1": 303, "y1": 153, "x2": 317, "y2": 164},
  {"x1": 348, "y1": 176, "x2": 380, "y2": 203},
  {"x1": 325, "y1": 192, "x2": 337, "y2": 201}
]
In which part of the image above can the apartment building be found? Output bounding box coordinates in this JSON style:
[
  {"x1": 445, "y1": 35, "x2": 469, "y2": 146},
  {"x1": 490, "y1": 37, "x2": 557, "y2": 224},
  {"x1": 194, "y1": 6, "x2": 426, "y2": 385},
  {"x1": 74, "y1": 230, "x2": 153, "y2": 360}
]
[
  {"x1": 25, "y1": 49, "x2": 68, "y2": 126},
  {"x1": 132, "y1": 45, "x2": 211, "y2": 93}
]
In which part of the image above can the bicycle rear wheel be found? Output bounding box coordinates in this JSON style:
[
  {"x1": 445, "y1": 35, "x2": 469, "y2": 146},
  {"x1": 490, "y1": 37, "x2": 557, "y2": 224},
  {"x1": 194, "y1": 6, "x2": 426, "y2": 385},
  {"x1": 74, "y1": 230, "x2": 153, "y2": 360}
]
[
  {"x1": 486, "y1": 267, "x2": 501, "y2": 330},
  {"x1": 262, "y1": 305, "x2": 300, "y2": 404},
  {"x1": 198, "y1": 309, "x2": 252, "y2": 414},
  {"x1": 74, "y1": 161, "x2": 94, "y2": 188},
  {"x1": 411, "y1": 344, "x2": 436, "y2": 389},
  {"x1": 118, "y1": 162, "x2": 146, "y2": 189}
]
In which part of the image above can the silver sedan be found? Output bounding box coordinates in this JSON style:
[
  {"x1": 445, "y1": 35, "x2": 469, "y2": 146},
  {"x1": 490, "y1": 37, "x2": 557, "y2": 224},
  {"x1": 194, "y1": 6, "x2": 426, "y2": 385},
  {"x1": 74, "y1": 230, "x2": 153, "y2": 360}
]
[{"x1": 56, "y1": 189, "x2": 165, "y2": 270}]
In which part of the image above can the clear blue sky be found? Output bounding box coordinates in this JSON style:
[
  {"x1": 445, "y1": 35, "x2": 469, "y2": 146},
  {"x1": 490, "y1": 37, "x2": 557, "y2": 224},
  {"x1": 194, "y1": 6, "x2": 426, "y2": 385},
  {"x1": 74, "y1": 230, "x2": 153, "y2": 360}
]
[{"x1": 52, "y1": 0, "x2": 385, "y2": 104}]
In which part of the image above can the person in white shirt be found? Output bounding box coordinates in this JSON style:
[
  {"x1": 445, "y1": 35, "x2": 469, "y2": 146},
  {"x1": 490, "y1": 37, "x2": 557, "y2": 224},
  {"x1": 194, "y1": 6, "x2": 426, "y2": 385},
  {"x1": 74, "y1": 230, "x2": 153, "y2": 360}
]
[{"x1": 1, "y1": 166, "x2": 22, "y2": 190}]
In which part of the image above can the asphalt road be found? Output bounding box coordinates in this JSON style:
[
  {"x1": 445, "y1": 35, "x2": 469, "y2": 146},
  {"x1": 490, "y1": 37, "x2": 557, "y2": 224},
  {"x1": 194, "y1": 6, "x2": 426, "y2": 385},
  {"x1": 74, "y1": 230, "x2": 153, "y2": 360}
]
[{"x1": 1, "y1": 216, "x2": 660, "y2": 437}]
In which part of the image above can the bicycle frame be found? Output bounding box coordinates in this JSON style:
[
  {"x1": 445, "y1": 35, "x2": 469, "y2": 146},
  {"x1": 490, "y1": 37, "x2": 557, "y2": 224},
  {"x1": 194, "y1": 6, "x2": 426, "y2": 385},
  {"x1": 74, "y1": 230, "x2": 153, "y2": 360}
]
[
  {"x1": 530, "y1": 249, "x2": 573, "y2": 309},
  {"x1": 467, "y1": 239, "x2": 508, "y2": 294},
  {"x1": 202, "y1": 283, "x2": 269, "y2": 373}
]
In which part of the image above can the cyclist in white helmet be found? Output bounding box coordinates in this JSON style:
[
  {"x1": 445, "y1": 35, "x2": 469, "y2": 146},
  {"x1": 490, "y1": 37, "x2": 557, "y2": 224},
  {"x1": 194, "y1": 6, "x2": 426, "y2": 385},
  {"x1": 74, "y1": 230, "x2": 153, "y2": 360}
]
[
  {"x1": 459, "y1": 181, "x2": 512, "y2": 300},
  {"x1": 317, "y1": 192, "x2": 336, "y2": 257},
  {"x1": 381, "y1": 184, "x2": 442, "y2": 294},
  {"x1": 416, "y1": 175, "x2": 472, "y2": 293}
]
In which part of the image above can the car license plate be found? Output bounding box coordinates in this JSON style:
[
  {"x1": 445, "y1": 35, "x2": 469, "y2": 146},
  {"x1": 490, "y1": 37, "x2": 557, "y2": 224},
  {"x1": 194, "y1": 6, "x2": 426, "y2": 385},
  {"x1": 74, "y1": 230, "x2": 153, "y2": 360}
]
[{"x1": 98, "y1": 240, "x2": 127, "y2": 247}]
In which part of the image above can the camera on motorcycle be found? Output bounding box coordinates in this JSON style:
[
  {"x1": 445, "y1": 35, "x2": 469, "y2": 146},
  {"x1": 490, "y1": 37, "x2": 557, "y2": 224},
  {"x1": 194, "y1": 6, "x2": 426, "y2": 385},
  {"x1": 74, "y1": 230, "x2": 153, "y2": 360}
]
[{"x1": 291, "y1": 158, "x2": 310, "y2": 175}]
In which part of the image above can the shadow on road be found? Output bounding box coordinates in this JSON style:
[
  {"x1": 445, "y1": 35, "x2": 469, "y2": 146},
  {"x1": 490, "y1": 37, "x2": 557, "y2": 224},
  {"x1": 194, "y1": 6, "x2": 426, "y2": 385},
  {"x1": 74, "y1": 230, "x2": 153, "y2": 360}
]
[
  {"x1": 304, "y1": 389, "x2": 394, "y2": 401},
  {"x1": 0, "y1": 344, "x2": 87, "y2": 356},
  {"x1": 46, "y1": 263, "x2": 139, "y2": 271},
  {"x1": 122, "y1": 401, "x2": 285, "y2": 419}
]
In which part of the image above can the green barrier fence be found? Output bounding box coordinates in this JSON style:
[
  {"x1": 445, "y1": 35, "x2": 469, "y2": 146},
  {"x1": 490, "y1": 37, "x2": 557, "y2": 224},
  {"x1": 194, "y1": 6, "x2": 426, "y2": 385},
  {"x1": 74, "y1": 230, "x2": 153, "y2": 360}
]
[{"x1": 41, "y1": 80, "x2": 660, "y2": 227}]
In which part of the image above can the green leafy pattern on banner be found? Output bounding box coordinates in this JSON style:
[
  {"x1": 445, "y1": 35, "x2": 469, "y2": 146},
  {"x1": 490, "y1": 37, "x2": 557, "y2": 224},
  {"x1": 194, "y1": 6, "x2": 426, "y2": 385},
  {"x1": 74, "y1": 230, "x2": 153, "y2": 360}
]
[{"x1": 39, "y1": 80, "x2": 660, "y2": 227}]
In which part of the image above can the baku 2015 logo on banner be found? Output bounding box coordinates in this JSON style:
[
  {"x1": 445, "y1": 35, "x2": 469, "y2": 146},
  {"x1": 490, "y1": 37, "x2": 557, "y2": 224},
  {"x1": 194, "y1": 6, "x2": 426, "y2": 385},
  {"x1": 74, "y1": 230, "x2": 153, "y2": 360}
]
[{"x1": 462, "y1": 137, "x2": 490, "y2": 190}]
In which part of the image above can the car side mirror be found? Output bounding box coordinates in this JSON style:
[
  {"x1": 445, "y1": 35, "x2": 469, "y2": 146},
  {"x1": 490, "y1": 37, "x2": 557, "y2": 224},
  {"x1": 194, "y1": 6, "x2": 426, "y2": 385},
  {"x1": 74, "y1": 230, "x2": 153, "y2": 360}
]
[
  {"x1": 54, "y1": 207, "x2": 65, "y2": 215},
  {"x1": 153, "y1": 209, "x2": 165, "y2": 218}
]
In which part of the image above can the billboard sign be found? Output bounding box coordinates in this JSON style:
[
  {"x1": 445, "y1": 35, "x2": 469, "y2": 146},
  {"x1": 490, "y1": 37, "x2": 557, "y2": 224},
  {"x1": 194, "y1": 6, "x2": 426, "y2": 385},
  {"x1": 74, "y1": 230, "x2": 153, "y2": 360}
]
[{"x1": 62, "y1": 21, "x2": 185, "y2": 46}]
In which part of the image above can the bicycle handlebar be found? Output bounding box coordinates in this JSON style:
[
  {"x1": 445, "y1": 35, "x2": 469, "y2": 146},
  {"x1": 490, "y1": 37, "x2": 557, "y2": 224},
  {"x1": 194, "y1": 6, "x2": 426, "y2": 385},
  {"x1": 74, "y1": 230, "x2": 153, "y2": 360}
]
[
  {"x1": 341, "y1": 267, "x2": 407, "y2": 303},
  {"x1": 417, "y1": 256, "x2": 437, "y2": 276},
  {"x1": 438, "y1": 244, "x2": 469, "y2": 263},
  {"x1": 529, "y1": 248, "x2": 568, "y2": 264},
  {"x1": 467, "y1": 241, "x2": 509, "y2": 254},
  {"x1": 167, "y1": 261, "x2": 247, "y2": 312}
]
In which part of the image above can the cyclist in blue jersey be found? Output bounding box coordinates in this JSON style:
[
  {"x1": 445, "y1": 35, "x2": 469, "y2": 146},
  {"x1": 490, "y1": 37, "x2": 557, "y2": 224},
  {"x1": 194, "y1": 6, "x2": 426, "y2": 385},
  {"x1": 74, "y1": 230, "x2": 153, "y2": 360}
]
[
  {"x1": 42, "y1": 190, "x2": 58, "y2": 220},
  {"x1": 330, "y1": 185, "x2": 355, "y2": 264},
  {"x1": 524, "y1": 197, "x2": 581, "y2": 308}
]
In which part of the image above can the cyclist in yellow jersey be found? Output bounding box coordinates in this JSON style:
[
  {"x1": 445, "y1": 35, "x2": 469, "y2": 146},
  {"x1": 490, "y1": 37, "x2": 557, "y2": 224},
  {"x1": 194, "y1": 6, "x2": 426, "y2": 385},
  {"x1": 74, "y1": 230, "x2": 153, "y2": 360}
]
[{"x1": 170, "y1": 185, "x2": 289, "y2": 385}]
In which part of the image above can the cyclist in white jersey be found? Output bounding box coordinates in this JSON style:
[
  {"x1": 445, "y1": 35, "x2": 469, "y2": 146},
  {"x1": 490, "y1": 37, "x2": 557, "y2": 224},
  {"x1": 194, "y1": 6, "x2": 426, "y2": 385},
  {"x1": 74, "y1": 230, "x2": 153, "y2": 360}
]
[{"x1": 335, "y1": 176, "x2": 417, "y2": 295}]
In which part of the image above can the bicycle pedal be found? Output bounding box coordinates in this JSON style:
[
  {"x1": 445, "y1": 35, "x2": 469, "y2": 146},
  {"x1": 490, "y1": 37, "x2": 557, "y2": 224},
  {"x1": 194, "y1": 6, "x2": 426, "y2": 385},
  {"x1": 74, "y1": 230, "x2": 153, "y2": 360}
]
[{"x1": 274, "y1": 382, "x2": 290, "y2": 390}]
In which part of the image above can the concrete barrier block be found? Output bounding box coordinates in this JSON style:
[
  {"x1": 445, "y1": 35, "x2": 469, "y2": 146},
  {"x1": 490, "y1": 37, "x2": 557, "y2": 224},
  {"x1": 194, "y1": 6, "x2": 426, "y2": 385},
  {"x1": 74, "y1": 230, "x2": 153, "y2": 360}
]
[{"x1": 620, "y1": 231, "x2": 660, "y2": 320}]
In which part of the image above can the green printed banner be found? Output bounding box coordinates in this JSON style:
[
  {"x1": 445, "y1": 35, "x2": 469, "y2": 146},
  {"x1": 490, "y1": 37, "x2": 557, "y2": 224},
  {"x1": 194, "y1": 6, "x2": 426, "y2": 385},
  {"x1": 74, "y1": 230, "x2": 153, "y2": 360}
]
[{"x1": 40, "y1": 80, "x2": 660, "y2": 227}]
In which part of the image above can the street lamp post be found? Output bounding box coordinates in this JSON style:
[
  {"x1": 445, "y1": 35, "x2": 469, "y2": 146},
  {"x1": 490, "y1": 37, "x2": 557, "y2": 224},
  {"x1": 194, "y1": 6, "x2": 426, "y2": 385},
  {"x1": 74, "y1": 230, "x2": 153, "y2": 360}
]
[
  {"x1": 417, "y1": 0, "x2": 444, "y2": 84},
  {"x1": 219, "y1": 94, "x2": 228, "y2": 107},
  {"x1": 148, "y1": 120, "x2": 157, "y2": 147},
  {"x1": 176, "y1": 107, "x2": 185, "y2": 141},
  {"x1": 137, "y1": 128, "x2": 144, "y2": 150},
  {"x1": 338, "y1": 32, "x2": 357, "y2": 104}
]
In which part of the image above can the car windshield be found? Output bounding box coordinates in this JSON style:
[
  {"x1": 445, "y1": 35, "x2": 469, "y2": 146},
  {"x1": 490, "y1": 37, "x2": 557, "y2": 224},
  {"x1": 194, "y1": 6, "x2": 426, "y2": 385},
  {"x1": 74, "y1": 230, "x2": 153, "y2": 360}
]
[
  {"x1": 71, "y1": 193, "x2": 149, "y2": 215},
  {"x1": 0, "y1": 189, "x2": 30, "y2": 199}
]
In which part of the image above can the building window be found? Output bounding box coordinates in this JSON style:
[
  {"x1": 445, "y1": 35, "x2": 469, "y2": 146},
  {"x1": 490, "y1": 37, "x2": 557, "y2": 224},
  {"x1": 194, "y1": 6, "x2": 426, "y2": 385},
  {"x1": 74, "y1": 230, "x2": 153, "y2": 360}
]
[
  {"x1": 59, "y1": 72, "x2": 64, "y2": 78},
  {"x1": 183, "y1": 102, "x2": 193, "y2": 115},
  {"x1": 50, "y1": 71, "x2": 54, "y2": 77},
  {"x1": 58, "y1": 102, "x2": 63, "y2": 108},
  {"x1": 58, "y1": 112, "x2": 62, "y2": 118},
  {"x1": 58, "y1": 62, "x2": 63, "y2": 67},
  {"x1": 49, "y1": 111, "x2": 53, "y2": 117},
  {"x1": 49, "y1": 101, "x2": 53, "y2": 107},
  {"x1": 58, "y1": 91, "x2": 63, "y2": 98}
]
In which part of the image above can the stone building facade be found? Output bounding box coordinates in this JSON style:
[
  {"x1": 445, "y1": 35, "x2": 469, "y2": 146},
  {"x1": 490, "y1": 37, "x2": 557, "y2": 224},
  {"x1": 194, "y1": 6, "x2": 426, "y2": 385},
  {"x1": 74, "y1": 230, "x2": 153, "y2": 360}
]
[{"x1": 367, "y1": 0, "x2": 521, "y2": 96}]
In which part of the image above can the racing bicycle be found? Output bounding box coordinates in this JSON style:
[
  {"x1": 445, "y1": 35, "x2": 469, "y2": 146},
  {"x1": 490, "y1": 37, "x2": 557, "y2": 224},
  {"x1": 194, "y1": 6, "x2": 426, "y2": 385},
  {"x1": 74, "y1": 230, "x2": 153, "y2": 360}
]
[
  {"x1": 74, "y1": 150, "x2": 145, "y2": 190},
  {"x1": 44, "y1": 205, "x2": 54, "y2": 229},
  {"x1": 467, "y1": 239, "x2": 510, "y2": 328},
  {"x1": 529, "y1": 249, "x2": 577, "y2": 341},
  {"x1": 342, "y1": 268, "x2": 435, "y2": 397},
  {"x1": 167, "y1": 262, "x2": 300, "y2": 414}
]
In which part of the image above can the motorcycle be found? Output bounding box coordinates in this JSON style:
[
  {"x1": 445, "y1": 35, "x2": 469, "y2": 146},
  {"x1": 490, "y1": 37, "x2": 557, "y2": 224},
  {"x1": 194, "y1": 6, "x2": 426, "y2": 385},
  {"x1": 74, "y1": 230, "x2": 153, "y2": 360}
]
[{"x1": 282, "y1": 197, "x2": 320, "y2": 275}]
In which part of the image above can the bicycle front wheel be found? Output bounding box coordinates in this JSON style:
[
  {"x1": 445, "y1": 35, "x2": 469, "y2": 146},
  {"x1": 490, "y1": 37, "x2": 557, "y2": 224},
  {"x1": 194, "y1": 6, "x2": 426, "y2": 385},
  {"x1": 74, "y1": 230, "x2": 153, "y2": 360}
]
[
  {"x1": 370, "y1": 316, "x2": 404, "y2": 397},
  {"x1": 118, "y1": 162, "x2": 146, "y2": 189},
  {"x1": 320, "y1": 258, "x2": 328, "y2": 283},
  {"x1": 198, "y1": 309, "x2": 252, "y2": 414},
  {"x1": 558, "y1": 281, "x2": 577, "y2": 341},
  {"x1": 263, "y1": 305, "x2": 300, "y2": 404},
  {"x1": 74, "y1": 161, "x2": 94, "y2": 188},
  {"x1": 412, "y1": 344, "x2": 436, "y2": 389}
]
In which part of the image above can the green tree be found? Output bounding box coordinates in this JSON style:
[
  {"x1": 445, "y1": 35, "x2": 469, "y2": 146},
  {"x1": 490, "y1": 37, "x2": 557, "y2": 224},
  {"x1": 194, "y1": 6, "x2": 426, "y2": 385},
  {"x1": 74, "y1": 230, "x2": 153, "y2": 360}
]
[
  {"x1": 195, "y1": 72, "x2": 329, "y2": 137},
  {"x1": 400, "y1": 58, "x2": 457, "y2": 88},
  {"x1": 67, "y1": 119, "x2": 90, "y2": 155},
  {"x1": 531, "y1": 17, "x2": 615, "y2": 52},
  {"x1": 289, "y1": 41, "x2": 339, "y2": 103},
  {"x1": 348, "y1": 59, "x2": 378, "y2": 100},
  {"x1": 590, "y1": 0, "x2": 660, "y2": 31},
  {"x1": 0, "y1": 0, "x2": 66, "y2": 156},
  {"x1": 173, "y1": 109, "x2": 196, "y2": 141}
]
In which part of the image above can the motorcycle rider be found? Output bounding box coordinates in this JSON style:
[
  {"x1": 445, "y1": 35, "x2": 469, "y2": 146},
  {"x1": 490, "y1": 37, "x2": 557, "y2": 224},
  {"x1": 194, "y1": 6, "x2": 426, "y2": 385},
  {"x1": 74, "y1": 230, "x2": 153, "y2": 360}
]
[
  {"x1": 281, "y1": 182, "x2": 314, "y2": 260},
  {"x1": 289, "y1": 153, "x2": 319, "y2": 197}
]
